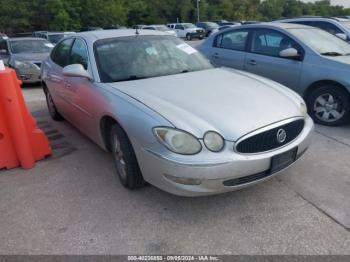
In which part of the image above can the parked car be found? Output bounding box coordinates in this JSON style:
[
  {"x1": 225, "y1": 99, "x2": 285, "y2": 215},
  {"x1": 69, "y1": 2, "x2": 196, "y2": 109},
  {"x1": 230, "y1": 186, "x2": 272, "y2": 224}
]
[
  {"x1": 80, "y1": 27, "x2": 103, "y2": 32},
  {"x1": 166, "y1": 23, "x2": 204, "y2": 40},
  {"x1": 276, "y1": 17, "x2": 350, "y2": 42},
  {"x1": 198, "y1": 22, "x2": 350, "y2": 126},
  {"x1": 32, "y1": 31, "x2": 48, "y2": 38},
  {"x1": 40, "y1": 32, "x2": 76, "y2": 45},
  {"x1": 196, "y1": 22, "x2": 219, "y2": 37},
  {"x1": 41, "y1": 29, "x2": 313, "y2": 196},
  {"x1": 213, "y1": 20, "x2": 241, "y2": 26},
  {"x1": 0, "y1": 33, "x2": 9, "y2": 40},
  {"x1": 0, "y1": 37, "x2": 53, "y2": 83},
  {"x1": 142, "y1": 25, "x2": 177, "y2": 36},
  {"x1": 211, "y1": 24, "x2": 240, "y2": 34}
]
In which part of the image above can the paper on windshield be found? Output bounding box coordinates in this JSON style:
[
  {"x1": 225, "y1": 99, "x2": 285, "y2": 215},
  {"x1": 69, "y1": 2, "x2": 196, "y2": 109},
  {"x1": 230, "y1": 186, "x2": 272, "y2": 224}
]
[
  {"x1": 45, "y1": 43, "x2": 54, "y2": 48},
  {"x1": 176, "y1": 43, "x2": 198, "y2": 55}
]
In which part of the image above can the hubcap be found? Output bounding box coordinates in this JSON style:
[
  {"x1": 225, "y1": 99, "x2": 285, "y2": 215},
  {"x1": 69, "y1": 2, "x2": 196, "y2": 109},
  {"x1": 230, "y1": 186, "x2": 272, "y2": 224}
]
[
  {"x1": 313, "y1": 93, "x2": 344, "y2": 123},
  {"x1": 112, "y1": 134, "x2": 127, "y2": 180}
]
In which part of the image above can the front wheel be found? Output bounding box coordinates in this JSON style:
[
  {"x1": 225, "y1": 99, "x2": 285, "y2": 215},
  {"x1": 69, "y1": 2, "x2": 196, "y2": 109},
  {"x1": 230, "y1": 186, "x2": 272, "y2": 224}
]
[
  {"x1": 109, "y1": 124, "x2": 145, "y2": 189},
  {"x1": 307, "y1": 85, "x2": 350, "y2": 126},
  {"x1": 44, "y1": 87, "x2": 63, "y2": 121}
]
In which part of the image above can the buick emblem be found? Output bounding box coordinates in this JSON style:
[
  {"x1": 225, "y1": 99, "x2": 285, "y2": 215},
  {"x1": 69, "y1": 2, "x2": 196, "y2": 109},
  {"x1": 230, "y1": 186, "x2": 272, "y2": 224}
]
[{"x1": 277, "y1": 129, "x2": 287, "y2": 144}]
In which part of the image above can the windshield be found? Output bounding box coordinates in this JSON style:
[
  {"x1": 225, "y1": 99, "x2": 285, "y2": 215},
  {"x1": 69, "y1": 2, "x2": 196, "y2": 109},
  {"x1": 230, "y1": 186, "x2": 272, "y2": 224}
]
[
  {"x1": 94, "y1": 36, "x2": 213, "y2": 83},
  {"x1": 204, "y1": 22, "x2": 219, "y2": 28},
  {"x1": 288, "y1": 28, "x2": 350, "y2": 56},
  {"x1": 155, "y1": 26, "x2": 170, "y2": 31},
  {"x1": 9, "y1": 40, "x2": 53, "y2": 54},
  {"x1": 183, "y1": 23, "x2": 196, "y2": 29},
  {"x1": 48, "y1": 34, "x2": 68, "y2": 44},
  {"x1": 340, "y1": 21, "x2": 350, "y2": 31}
]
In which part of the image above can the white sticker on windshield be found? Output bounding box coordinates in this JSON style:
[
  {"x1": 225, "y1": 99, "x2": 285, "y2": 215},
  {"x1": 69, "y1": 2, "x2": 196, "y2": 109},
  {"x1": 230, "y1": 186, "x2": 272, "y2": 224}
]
[
  {"x1": 145, "y1": 46, "x2": 158, "y2": 55},
  {"x1": 3, "y1": 36, "x2": 8, "y2": 40},
  {"x1": 45, "y1": 43, "x2": 54, "y2": 48},
  {"x1": 176, "y1": 43, "x2": 198, "y2": 55}
]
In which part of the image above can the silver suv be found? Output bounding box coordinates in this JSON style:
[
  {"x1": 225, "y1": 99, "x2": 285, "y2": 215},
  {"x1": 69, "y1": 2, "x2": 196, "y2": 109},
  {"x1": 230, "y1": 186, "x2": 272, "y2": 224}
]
[
  {"x1": 277, "y1": 17, "x2": 350, "y2": 42},
  {"x1": 198, "y1": 23, "x2": 350, "y2": 126}
]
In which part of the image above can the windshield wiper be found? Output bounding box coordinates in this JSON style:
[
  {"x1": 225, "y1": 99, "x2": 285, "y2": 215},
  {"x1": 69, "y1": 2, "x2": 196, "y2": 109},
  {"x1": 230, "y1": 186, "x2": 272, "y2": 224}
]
[{"x1": 321, "y1": 52, "x2": 344, "y2": 56}]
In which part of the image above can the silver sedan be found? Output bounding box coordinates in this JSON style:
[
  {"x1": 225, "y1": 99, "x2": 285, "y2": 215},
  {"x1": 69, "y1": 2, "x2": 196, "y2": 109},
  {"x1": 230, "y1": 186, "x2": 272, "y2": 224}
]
[
  {"x1": 41, "y1": 30, "x2": 314, "y2": 196},
  {"x1": 0, "y1": 37, "x2": 53, "y2": 83}
]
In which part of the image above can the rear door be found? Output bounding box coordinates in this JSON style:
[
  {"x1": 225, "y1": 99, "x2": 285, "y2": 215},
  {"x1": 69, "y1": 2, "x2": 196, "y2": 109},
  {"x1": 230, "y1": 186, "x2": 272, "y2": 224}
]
[
  {"x1": 244, "y1": 28, "x2": 303, "y2": 90},
  {"x1": 208, "y1": 28, "x2": 250, "y2": 70}
]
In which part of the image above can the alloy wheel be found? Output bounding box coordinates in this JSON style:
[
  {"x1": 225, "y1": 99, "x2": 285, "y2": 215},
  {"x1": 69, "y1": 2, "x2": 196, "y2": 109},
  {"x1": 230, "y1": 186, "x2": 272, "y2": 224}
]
[
  {"x1": 112, "y1": 134, "x2": 127, "y2": 181},
  {"x1": 313, "y1": 93, "x2": 345, "y2": 123}
]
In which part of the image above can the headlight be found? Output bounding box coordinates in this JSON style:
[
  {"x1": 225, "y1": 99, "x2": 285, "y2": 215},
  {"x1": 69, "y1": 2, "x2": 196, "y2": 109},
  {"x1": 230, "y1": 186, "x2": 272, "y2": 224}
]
[
  {"x1": 204, "y1": 131, "x2": 225, "y2": 152},
  {"x1": 153, "y1": 127, "x2": 202, "y2": 155},
  {"x1": 300, "y1": 102, "x2": 308, "y2": 116},
  {"x1": 14, "y1": 60, "x2": 32, "y2": 70}
]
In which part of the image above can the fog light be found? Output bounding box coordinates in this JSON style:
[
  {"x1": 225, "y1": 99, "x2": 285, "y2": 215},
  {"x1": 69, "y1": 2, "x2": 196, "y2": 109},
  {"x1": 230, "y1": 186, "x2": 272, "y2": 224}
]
[{"x1": 164, "y1": 174, "x2": 202, "y2": 185}]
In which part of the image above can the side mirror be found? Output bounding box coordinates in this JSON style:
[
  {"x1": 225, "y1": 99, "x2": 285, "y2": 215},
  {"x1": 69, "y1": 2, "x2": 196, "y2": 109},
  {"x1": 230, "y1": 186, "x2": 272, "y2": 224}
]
[
  {"x1": 279, "y1": 48, "x2": 299, "y2": 59},
  {"x1": 63, "y1": 64, "x2": 92, "y2": 80},
  {"x1": 335, "y1": 33, "x2": 347, "y2": 41}
]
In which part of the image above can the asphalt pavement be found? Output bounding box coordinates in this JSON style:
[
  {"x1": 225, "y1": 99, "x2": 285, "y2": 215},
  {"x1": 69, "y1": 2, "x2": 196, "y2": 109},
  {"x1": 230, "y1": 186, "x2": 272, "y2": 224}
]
[{"x1": 0, "y1": 85, "x2": 349, "y2": 255}]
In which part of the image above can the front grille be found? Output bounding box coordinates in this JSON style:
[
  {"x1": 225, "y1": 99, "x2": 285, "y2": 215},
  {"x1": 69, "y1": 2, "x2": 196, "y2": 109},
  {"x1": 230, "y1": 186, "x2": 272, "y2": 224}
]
[
  {"x1": 236, "y1": 119, "x2": 304, "y2": 154},
  {"x1": 197, "y1": 30, "x2": 203, "y2": 33},
  {"x1": 223, "y1": 170, "x2": 270, "y2": 187}
]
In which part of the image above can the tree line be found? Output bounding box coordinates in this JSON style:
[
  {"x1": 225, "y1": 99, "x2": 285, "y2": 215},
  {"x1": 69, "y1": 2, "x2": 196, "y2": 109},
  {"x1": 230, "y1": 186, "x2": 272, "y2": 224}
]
[{"x1": 1, "y1": 0, "x2": 349, "y2": 34}]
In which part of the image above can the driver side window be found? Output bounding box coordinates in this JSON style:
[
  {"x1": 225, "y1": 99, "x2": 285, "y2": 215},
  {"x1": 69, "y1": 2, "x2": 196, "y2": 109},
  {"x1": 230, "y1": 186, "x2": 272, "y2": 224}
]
[
  {"x1": 70, "y1": 38, "x2": 88, "y2": 70},
  {"x1": 51, "y1": 38, "x2": 74, "y2": 67},
  {"x1": 251, "y1": 29, "x2": 302, "y2": 58}
]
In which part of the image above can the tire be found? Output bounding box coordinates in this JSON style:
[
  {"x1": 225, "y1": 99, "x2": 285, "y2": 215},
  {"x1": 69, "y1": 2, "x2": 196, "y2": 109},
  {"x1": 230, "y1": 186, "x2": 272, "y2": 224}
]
[
  {"x1": 109, "y1": 124, "x2": 145, "y2": 189},
  {"x1": 186, "y1": 34, "x2": 192, "y2": 41},
  {"x1": 306, "y1": 85, "x2": 350, "y2": 126},
  {"x1": 44, "y1": 86, "x2": 63, "y2": 121}
]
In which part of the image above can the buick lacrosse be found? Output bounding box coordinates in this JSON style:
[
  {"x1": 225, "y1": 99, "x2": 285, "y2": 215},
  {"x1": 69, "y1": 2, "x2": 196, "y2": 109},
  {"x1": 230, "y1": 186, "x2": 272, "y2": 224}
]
[{"x1": 41, "y1": 30, "x2": 313, "y2": 196}]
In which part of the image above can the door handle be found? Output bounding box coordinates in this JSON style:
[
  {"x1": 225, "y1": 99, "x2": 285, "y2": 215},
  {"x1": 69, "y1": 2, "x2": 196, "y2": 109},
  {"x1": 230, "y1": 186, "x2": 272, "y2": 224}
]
[
  {"x1": 213, "y1": 53, "x2": 219, "y2": 59},
  {"x1": 64, "y1": 81, "x2": 72, "y2": 88},
  {"x1": 247, "y1": 60, "x2": 257, "y2": 66}
]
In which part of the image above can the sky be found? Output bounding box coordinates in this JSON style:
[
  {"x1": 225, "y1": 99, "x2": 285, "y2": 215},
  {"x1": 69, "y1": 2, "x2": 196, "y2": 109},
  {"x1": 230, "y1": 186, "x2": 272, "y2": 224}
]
[{"x1": 302, "y1": 0, "x2": 350, "y2": 7}]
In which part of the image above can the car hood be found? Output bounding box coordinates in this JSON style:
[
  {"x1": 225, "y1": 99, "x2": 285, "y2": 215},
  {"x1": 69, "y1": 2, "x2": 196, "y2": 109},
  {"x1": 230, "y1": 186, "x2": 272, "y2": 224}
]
[
  {"x1": 108, "y1": 68, "x2": 303, "y2": 141},
  {"x1": 11, "y1": 52, "x2": 50, "y2": 62}
]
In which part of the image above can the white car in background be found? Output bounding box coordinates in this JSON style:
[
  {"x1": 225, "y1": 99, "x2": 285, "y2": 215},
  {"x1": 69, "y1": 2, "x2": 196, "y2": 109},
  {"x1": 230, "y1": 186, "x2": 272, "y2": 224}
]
[
  {"x1": 167, "y1": 23, "x2": 205, "y2": 40},
  {"x1": 142, "y1": 25, "x2": 177, "y2": 37}
]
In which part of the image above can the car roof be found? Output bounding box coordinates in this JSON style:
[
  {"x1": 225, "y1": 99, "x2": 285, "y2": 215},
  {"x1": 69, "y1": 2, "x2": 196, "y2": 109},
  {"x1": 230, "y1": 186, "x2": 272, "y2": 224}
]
[
  {"x1": 76, "y1": 29, "x2": 170, "y2": 42},
  {"x1": 235, "y1": 22, "x2": 312, "y2": 30},
  {"x1": 8, "y1": 37, "x2": 48, "y2": 41},
  {"x1": 277, "y1": 17, "x2": 348, "y2": 22}
]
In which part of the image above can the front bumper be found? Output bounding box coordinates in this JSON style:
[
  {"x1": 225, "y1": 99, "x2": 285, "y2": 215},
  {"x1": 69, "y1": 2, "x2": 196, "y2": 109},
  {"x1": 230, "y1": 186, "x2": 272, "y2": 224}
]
[
  {"x1": 137, "y1": 116, "x2": 314, "y2": 197},
  {"x1": 189, "y1": 31, "x2": 204, "y2": 39},
  {"x1": 14, "y1": 66, "x2": 41, "y2": 84}
]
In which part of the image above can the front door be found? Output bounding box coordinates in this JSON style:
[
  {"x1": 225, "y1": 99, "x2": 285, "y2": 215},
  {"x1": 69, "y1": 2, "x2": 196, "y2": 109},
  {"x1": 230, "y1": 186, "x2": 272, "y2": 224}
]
[{"x1": 244, "y1": 29, "x2": 303, "y2": 90}]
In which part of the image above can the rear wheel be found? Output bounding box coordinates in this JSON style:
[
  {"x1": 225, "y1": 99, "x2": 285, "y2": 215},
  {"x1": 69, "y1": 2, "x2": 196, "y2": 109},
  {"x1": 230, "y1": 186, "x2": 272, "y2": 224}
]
[
  {"x1": 44, "y1": 87, "x2": 63, "y2": 121},
  {"x1": 109, "y1": 124, "x2": 145, "y2": 189},
  {"x1": 307, "y1": 85, "x2": 350, "y2": 126}
]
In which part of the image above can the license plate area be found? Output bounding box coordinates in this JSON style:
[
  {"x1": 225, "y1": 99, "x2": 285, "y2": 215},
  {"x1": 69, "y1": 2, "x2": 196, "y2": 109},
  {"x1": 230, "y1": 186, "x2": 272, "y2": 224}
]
[{"x1": 271, "y1": 147, "x2": 298, "y2": 174}]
